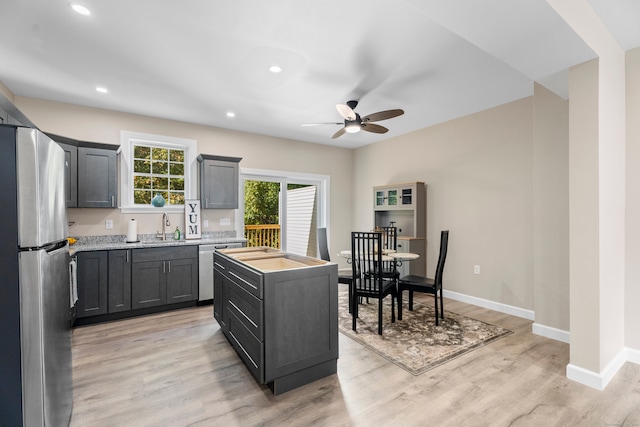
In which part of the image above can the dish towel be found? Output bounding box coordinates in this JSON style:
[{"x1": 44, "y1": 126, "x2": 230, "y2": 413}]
[{"x1": 69, "y1": 258, "x2": 78, "y2": 308}]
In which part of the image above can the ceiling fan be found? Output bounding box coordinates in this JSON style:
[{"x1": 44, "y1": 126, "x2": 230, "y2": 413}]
[{"x1": 303, "y1": 100, "x2": 404, "y2": 139}]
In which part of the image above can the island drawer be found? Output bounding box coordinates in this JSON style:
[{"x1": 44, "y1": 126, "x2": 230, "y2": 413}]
[
  {"x1": 224, "y1": 260, "x2": 263, "y2": 299},
  {"x1": 227, "y1": 310, "x2": 264, "y2": 382},
  {"x1": 226, "y1": 280, "x2": 263, "y2": 341}
]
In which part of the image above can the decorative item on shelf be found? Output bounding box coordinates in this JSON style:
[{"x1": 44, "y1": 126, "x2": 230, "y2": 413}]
[
  {"x1": 184, "y1": 200, "x2": 201, "y2": 240},
  {"x1": 152, "y1": 193, "x2": 165, "y2": 207}
]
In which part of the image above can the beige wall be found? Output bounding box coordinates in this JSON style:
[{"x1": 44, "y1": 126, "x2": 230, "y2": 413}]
[
  {"x1": 626, "y1": 47, "x2": 640, "y2": 350},
  {"x1": 533, "y1": 83, "x2": 570, "y2": 332},
  {"x1": 14, "y1": 97, "x2": 355, "y2": 257},
  {"x1": 353, "y1": 97, "x2": 535, "y2": 310}
]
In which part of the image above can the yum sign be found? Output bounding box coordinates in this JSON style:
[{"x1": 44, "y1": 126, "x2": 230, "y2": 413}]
[{"x1": 184, "y1": 200, "x2": 201, "y2": 239}]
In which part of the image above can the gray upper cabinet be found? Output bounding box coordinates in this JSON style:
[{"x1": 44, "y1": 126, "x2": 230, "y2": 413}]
[
  {"x1": 198, "y1": 154, "x2": 242, "y2": 209},
  {"x1": 58, "y1": 142, "x2": 78, "y2": 208},
  {"x1": 78, "y1": 146, "x2": 117, "y2": 208},
  {"x1": 47, "y1": 133, "x2": 118, "y2": 208}
]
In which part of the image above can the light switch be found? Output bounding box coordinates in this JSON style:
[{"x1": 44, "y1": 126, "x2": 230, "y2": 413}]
[
  {"x1": 105, "y1": 219, "x2": 113, "y2": 229},
  {"x1": 203, "y1": 219, "x2": 209, "y2": 228}
]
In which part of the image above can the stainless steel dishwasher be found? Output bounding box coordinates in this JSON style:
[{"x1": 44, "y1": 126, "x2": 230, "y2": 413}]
[{"x1": 199, "y1": 243, "x2": 243, "y2": 302}]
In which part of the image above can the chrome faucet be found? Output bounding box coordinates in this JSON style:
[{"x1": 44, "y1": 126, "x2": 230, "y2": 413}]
[{"x1": 161, "y1": 213, "x2": 170, "y2": 240}]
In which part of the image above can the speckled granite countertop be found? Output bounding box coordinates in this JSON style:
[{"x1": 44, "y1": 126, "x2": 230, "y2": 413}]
[{"x1": 70, "y1": 232, "x2": 246, "y2": 255}]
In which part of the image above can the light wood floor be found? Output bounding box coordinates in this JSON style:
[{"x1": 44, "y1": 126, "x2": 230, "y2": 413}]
[{"x1": 70, "y1": 288, "x2": 640, "y2": 427}]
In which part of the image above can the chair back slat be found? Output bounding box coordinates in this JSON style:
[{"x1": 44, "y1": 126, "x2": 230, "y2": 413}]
[
  {"x1": 434, "y1": 230, "x2": 449, "y2": 285},
  {"x1": 351, "y1": 231, "x2": 383, "y2": 295},
  {"x1": 317, "y1": 227, "x2": 330, "y2": 261}
]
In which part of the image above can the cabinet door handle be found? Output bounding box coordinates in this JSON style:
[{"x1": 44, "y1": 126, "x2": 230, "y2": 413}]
[
  {"x1": 126, "y1": 251, "x2": 129, "y2": 263},
  {"x1": 163, "y1": 261, "x2": 166, "y2": 274},
  {"x1": 168, "y1": 261, "x2": 171, "y2": 273},
  {"x1": 111, "y1": 195, "x2": 115, "y2": 207}
]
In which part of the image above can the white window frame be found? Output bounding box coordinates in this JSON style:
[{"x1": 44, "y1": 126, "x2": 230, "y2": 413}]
[{"x1": 119, "y1": 130, "x2": 198, "y2": 214}]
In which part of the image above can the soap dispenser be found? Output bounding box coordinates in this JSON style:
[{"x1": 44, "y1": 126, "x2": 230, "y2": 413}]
[{"x1": 174, "y1": 226, "x2": 181, "y2": 241}]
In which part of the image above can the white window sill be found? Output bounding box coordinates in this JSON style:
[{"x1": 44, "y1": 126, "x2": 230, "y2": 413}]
[{"x1": 120, "y1": 206, "x2": 185, "y2": 214}]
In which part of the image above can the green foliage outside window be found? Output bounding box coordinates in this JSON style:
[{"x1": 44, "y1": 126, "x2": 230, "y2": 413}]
[
  {"x1": 244, "y1": 181, "x2": 279, "y2": 225},
  {"x1": 133, "y1": 144, "x2": 185, "y2": 205}
]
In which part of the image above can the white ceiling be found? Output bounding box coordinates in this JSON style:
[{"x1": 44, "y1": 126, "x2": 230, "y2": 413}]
[{"x1": 1, "y1": 0, "x2": 639, "y2": 149}]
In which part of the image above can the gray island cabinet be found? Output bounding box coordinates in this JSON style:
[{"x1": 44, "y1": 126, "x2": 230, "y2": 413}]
[{"x1": 214, "y1": 247, "x2": 338, "y2": 395}]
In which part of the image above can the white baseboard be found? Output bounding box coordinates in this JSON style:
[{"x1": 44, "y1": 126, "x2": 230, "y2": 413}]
[
  {"x1": 566, "y1": 348, "x2": 628, "y2": 391},
  {"x1": 628, "y1": 347, "x2": 640, "y2": 364},
  {"x1": 532, "y1": 323, "x2": 570, "y2": 343},
  {"x1": 443, "y1": 289, "x2": 535, "y2": 320}
]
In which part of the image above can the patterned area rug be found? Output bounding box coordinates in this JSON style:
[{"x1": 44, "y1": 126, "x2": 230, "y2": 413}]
[{"x1": 338, "y1": 291, "x2": 513, "y2": 375}]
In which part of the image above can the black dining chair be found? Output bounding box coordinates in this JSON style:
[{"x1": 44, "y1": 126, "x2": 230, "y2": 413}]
[
  {"x1": 351, "y1": 231, "x2": 397, "y2": 335},
  {"x1": 378, "y1": 226, "x2": 398, "y2": 280},
  {"x1": 397, "y1": 230, "x2": 449, "y2": 325},
  {"x1": 318, "y1": 228, "x2": 355, "y2": 312}
]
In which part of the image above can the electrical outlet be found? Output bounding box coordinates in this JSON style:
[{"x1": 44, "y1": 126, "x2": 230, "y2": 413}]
[
  {"x1": 203, "y1": 219, "x2": 209, "y2": 228},
  {"x1": 474, "y1": 265, "x2": 480, "y2": 275},
  {"x1": 105, "y1": 219, "x2": 113, "y2": 229},
  {"x1": 220, "y1": 218, "x2": 230, "y2": 226}
]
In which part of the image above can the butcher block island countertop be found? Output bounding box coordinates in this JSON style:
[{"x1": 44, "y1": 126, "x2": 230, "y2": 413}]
[{"x1": 214, "y1": 246, "x2": 339, "y2": 395}]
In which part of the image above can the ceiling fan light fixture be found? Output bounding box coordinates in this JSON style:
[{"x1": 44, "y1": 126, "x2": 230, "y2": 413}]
[{"x1": 345, "y1": 123, "x2": 361, "y2": 133}]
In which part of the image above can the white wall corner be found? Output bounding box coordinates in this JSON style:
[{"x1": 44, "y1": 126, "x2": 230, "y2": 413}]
[
  {"x1": 443, "y1": 290, "x2": 535, "y2": 320},
  {"x1": 566, "y1": 348, "x2": 627, "y2": 391},
  {"x1": 532, "y1": 323, "x2": 570, "y2": 343}
]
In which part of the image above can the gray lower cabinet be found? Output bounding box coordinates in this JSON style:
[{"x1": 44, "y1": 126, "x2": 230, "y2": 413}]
[
  {"x1": 108, "y1": 249, "x2": 132, "y2": 313},
  {"x1": 131, "y1": 246, "x2": 198, "y2": 309},
  {"x1": 198, "y1": 154, "x2": 242, "y2": 209},
  {"x1": 214, "y1": 249, "x2": 338, "y2": 395},
  {"x1": 76, "y1": 251, "x2": 109, "y2": 318}
]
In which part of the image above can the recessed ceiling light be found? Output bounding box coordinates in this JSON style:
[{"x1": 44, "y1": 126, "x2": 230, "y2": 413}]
[
  {"x1": 226, "y1": 111, "x2": 236, "y2": 118},
  {"x1": 70, "y1": 3, "x2": 91, "y2": 16},
  {"x1": 95, "y1": 86, "x2": 108, "y2": 93},
  {"x1": 268, "y1": 65, "x2": 282, "y2": 73}
]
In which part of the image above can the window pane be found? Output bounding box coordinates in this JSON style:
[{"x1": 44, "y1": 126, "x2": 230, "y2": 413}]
[
  {"x1": 134, "y1": 145, "x2": 150, "y2": 159},
  {"x1": 170, "y1": 178, "x2": 184, "y2": 190},
  {"x1": 133, "y1": 175, "x2": 151, "y2": 189},
  {"x1": 170, "y1": 192, "x2": 184, "y2": 205},
  {"x1": 152, "y1": 177, "x2": 169, "y2": 190},
  {"x1": 152, "y1": 147, "x2": 168, "y2": 161},
  {"x1": 152, "y1": 161, "x2": 168, "y2": 174},
  {"x1": 134, "y1": 190, "x2": 151, "y2": 204},
  {"x1": 170, "y1": 150, "x2": 184, "y2": 162},
  {"x1": 134, "y1": 159, "x2": 151, "y2": 174},
  {"x1": 170, "y1": 162, "x2": 184, "y2": 175}
]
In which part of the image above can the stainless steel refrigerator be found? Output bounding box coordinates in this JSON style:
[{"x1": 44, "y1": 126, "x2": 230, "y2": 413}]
[{"x1": 0, "y1": 125, "x2": 73, "y2": 426}]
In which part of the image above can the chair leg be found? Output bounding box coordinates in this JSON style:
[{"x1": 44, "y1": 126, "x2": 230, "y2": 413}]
[
  {"x1": 409, "y1": 290, "x2": 414, "y2": 311},
  {"x1": 378, "y1": 298, "x2": 383, "y2": 335},
  {"x1": 391, "y1": 291, "x2": 396, "y2": 323},
  {"x1": 434, "y1": 293, "x2": 439, "y2": 326},
  {"x1": 397, "y1": 289, "x2": 403, "y2": 320},
  {"x1": 439, "y1": 288, "x2": 444, "y2": 320},
  {"x1": 352, "y1": 293, "x2": 358, "y2": 331},
  {"x1": 348, "y1": 282, "x2": 352, "y2": 314}
]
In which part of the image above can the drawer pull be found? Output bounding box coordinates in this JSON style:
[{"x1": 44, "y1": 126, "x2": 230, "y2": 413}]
[
  {"x1": 228, "y1": 331, "x2": 258, "y2": 369},
  {"x1": 214, "y1": 261, "x2": 226, "y2": 270},
  {"x1": 229, "y1": 271, "x2": 258, "y2": 290},
  {"x1": 229, "y1": 300, "x2": 258, "y2": 329}
]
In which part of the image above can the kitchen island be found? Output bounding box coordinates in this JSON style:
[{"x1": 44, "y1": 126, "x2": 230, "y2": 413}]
[{"x1": 214, "y1": 247, "x2": 338, "y2": 395}]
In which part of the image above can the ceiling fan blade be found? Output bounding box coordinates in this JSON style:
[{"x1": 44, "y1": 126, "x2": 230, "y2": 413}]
[
  {"x1": 301, "y1": 122, "x2": 342, "y2": 127},
  {"x1": 331, "y1": 127, "x2": 347, "y2": 139},
  {"x1": 361, "y1": 109, "x2": 404, "y2": 123},
  {"x1": 361, "y1": 123, "x2": 388, "y2": 134},
  {"x1": 336, "y1": 104, "x2": 356, "y2": 121}
]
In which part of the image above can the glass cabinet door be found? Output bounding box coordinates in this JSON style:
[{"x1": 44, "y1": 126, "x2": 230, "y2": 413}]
[
  {"x1": 387, "y1": 189, "x2": 398, "y2": 206},
  {"x1": 375, "y1": 190, "x2": 386, "y2": 207},
  {"x1": 401, "y1": 188, "x2": 413, "y2": 206}
]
